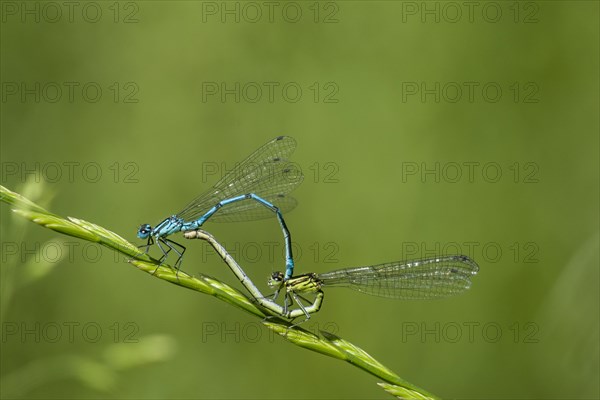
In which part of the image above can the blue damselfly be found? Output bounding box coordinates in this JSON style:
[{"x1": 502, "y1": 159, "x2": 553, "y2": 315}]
[{"x1": 138, "y1": 136, "x2": 302, "y2": 278}]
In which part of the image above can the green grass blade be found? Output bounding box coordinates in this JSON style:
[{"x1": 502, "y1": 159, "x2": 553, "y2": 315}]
[{"x1": 0, "y1": 184, "x2": 440, "y2": 399}]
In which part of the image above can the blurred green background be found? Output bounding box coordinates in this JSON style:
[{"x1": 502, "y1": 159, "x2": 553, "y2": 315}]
[{"x1": 1, "y1": 1, "x2": 598, "y2": 399}]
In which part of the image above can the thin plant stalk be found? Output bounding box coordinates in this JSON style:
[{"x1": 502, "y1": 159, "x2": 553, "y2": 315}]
[{"x1": 0, "y1": 184, "x2": 439, "y2": 400}]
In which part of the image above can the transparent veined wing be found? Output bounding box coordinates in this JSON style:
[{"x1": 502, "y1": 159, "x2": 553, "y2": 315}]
[
  {"x1": 317, "y1": 255, "x2": 479, "y2": 299},
  {"x1": 176, "y1": 136, "x2": 303, "y2": 222}
]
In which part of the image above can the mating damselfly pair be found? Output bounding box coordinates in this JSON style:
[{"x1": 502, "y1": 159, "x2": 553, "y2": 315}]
[{"x1": 137, "y1": 136, "x2": 479, "y2": 320}]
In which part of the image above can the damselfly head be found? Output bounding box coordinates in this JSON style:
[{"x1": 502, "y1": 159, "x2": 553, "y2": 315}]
[
  {"x1": 137, "y1": 224, "x2": 152, "y2": 239},
  {"x1": 268, "y1": 271, "x2": 285, "y2": 289}
]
